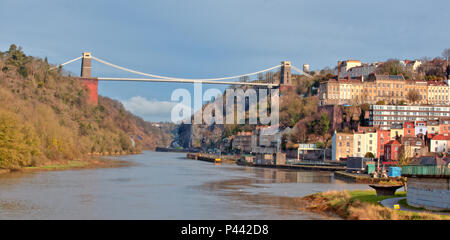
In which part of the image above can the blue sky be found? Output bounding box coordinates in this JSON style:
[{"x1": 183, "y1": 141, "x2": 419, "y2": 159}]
[{"x1": 1, "y1": 0, "x2": 449, "y2": 121}]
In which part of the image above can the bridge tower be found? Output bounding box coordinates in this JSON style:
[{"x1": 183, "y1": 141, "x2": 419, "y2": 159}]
[
  {"x1": 81, "y1": 52, "x2": 92, "y2": 78},
  {"x1": 280, "y1": 61, "x2": 292, "y2": 85},
  {"x1": 279, "y1": 61, "x2": 293, "y2": 92},
  {"x1": 79, "y1": 52, "x2": 98, "y2": 105}
]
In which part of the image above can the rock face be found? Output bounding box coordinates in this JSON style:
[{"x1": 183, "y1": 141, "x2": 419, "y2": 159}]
[
  {"x1": 319, "y1": 105, "x2": 364, "y2": 132},
  {"x1": 175, "y1": 123, "x2": 224, "y2": 150}
]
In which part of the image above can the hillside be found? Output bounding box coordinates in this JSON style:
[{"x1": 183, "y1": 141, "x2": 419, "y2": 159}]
[
  {"x1": 0, "y1": 45, "x2": 174, "y2": 169},
  {"x1": 173, "y1": 71, "x2": 333, "y2": 151}
]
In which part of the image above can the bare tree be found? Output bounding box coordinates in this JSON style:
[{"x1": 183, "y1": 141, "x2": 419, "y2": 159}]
[
  {"x1": 443, "y1": 49, "x2": 450, "y2": 77},
  {"x1": 239, "y1": 76, "x2": 249, "y2": 82},
  {"x1": 407, "y1": 90, "x2": 421, "y2": 104},
  {"x1": 442, "y1": 48, "x2": 450, "y2": 62}
]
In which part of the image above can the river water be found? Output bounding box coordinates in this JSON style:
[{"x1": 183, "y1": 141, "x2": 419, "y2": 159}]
[{"x1": 0, "y1": 151, "x2": 370, "y2": 219}]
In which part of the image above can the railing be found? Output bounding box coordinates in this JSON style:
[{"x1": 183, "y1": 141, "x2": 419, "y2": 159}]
[
  {"x1": 196, "y1": 153, "x2": 239, "y2": 161},
  {"x1": 288, "y1": 160, "x2": 345, "y2": 166},
  {"x1": 402, "y1": 165, "x2": 450, "y2": 176}
]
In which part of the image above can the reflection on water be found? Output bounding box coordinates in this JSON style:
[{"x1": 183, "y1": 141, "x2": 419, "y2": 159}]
[{"x1": 0, "y1": 151, "x2": 369, "y2": 219}]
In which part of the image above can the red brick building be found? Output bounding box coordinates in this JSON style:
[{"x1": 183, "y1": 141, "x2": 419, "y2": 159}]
[
  {"x1": 377, "y1": 129, "x2": 391, "y2": 160},
  {"x1": 384, "y1": 140, "x2": 402, "y2": 161},
  {"x1": 440, "y1": 119, "x2": 450, "y2": 135},
  {"x1": 404, "y1": 122, "x2": 415, "y2": 137}
]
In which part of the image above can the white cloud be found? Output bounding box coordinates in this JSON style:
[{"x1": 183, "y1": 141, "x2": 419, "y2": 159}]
[{"x1": 121, "y1": 96, "x2": 179, "y2": 122}]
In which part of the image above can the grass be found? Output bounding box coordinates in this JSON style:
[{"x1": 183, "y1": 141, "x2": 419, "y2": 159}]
[
  {"x1": 24, "y1": 160, "x2": 91, "y2": 171},
  {"x1": 302, "y1": 190, "x2": 449, "y2": 220},
  {"x1": 349, "y1": 190, "x2": 406, "y2": 204}
]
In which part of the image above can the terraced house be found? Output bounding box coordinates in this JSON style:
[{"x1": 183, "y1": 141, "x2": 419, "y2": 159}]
[
  {"x1": 332, "y1": 119, "x2": 450, "y2": 161},
  {"x1": 427, "y1": 81, "x2": 450, "y2": 105},
  {"x1": 319, "y1": 74, "x2": 449, "y2": 106},
  {"x1": 332, "y1": 132, "x2": 354, "y2": 161}
]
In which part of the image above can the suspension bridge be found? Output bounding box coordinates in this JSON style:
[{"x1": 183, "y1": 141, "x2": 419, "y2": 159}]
[{"x1": 51, "y1": 52, "x2": 312, "y2": 104}]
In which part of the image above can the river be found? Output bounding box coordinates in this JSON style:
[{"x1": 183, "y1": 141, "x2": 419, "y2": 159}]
[{"x1": 0, "y1": 151, "x2": 370, "y2": 219}]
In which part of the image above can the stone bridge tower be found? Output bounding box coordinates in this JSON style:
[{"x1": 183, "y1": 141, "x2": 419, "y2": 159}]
[
  {"x1": 280, "y1": 61, "x2": 292, "y2": 85},
  {"x1": 279, "y1": 61, "x2": 293, "y2": 92},
  {"x1": 81, "y1": 52, "x2": 92, "y2": 78},
  {"x1": 79, "y1": 52, "x2": 98, "y2": 105}
]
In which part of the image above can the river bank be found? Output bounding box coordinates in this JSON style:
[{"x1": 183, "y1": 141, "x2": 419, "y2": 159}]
[
  {"x1": 0, "y1": 156, "x2": 135, "y2": 176},
  {"x1": 299, "y1": 190, "x2": 449, "y2": 220}
]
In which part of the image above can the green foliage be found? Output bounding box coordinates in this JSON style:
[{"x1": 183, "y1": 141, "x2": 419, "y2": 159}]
[
  {"x1": 279, "y1": 92, "x2": 318, "y2": 128},
  {"x1": 376, "y1": 59, "x2": 410, "y2": 79},
  {"x1": 315, "y1": 141, "x2": 325, "y2": 149},
  {"x1": 348, "y1": 190, "x2": 406, "y2": 205},
  {"x1": 119, "y1": 132, "x2": 132, "y2": 151},
  {"x1": 303, "y1": 112, "x2": 331, "y2": 138},
  {"x1": 6, "y1": 44, "x2": 30, "y2": 78}
]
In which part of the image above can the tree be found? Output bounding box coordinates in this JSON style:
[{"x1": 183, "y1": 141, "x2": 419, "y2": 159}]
[
  {"x1": 6, "y1": 44, "x2": 29, "y2": 78},
  {"x1": 406, "y1": 90, "x2": 421, "y2": 104},
  {"x1": 398, "y1": 146, "x2": 411, "y2": 166},
  {"x1": 239, "y1": 76, "x2": 249, "y2": 82},
  {"x1": 281, "y1": 133, "x2": 288, "y2": 150},
  {"x1": 442, "y1": 48, "x2": 450, "y2": 62},
  {"x1": 376, "y1": 59, "x2": 410, "y2": 79},
  {"x1": 443, "y1": 49, "x2": 450, "y2": 79},
  {"x1": 0, "y1": 112, "x2": 40, "y2": 169},
  {"x1": 319, "y1": 113, "x2": 330, "y2": 136},
  {"x1": 364, "y1": 152, "x2": 375, "y2": 158},
  {"x1": 291, "y1": 121, "x2": 308, "y2": 144}
]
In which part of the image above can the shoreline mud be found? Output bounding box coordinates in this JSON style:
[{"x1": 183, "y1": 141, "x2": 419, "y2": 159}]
[{"x1": 0, "y1": 155, "x2": 136, "y2": 176}]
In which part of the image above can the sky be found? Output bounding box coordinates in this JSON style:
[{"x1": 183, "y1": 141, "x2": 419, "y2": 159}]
[{"x1": 1, "y1": 0, "x2": 450, "y2": 121}]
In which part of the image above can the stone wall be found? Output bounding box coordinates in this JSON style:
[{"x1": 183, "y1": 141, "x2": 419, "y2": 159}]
[{"x1": 407, "y1": 177, "x2": 450, "y2": 210}]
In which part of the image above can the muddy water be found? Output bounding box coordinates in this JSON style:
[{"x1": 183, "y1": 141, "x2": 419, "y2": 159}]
[{"x1": 0, "y1": 151, "x2": 369, "y2": 219}]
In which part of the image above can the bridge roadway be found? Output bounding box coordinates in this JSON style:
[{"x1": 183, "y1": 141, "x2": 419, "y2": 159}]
[{"x1": 97, "y1": 77, "x2": 279, "y2": 87}]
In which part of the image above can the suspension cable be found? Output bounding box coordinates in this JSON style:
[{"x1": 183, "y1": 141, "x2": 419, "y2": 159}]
[
  {"x1": 91, "y1": 56, "x2": 281, "y2": 81},
  {"x1": 49, "y1": 56, "x2": 82, "y2": 70},
  {"x1": 291, "y1": 65, "x2": 313, "y2": 78}
]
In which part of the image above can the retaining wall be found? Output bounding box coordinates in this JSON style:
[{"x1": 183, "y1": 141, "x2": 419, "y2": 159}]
[{"x1": 407, "y1": 177, "x2": 450, "y2": 210}]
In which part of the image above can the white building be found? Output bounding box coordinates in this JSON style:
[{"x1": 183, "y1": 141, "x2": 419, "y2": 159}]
[
  {"x1": 400, "y1": 60, "x2": 422, "y2": 72},
  {"x1": 370, "y1": 105, "x2": 450, "y2": 127},
  {"x1": 430, "y1": 135, "x2": 450, "y2": 153},
  {"x1": 337, "y1": 60, "x2": 380, "y2": 78}
]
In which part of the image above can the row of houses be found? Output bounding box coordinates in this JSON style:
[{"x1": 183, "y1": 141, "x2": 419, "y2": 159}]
[
  {"x1": 332, "y1": 120, "x2": 450, "y2": 162},
  {"x1": 336, "y1": 59, "x2": 423, "y2": 79},
  {"x1": 319, "y1": 74, "x2": 450, "y2": 106}
]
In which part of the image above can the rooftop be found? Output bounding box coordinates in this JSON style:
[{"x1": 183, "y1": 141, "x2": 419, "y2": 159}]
[{"x1": 431, "y1": 134, "x2": 450, "y2": 141}]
